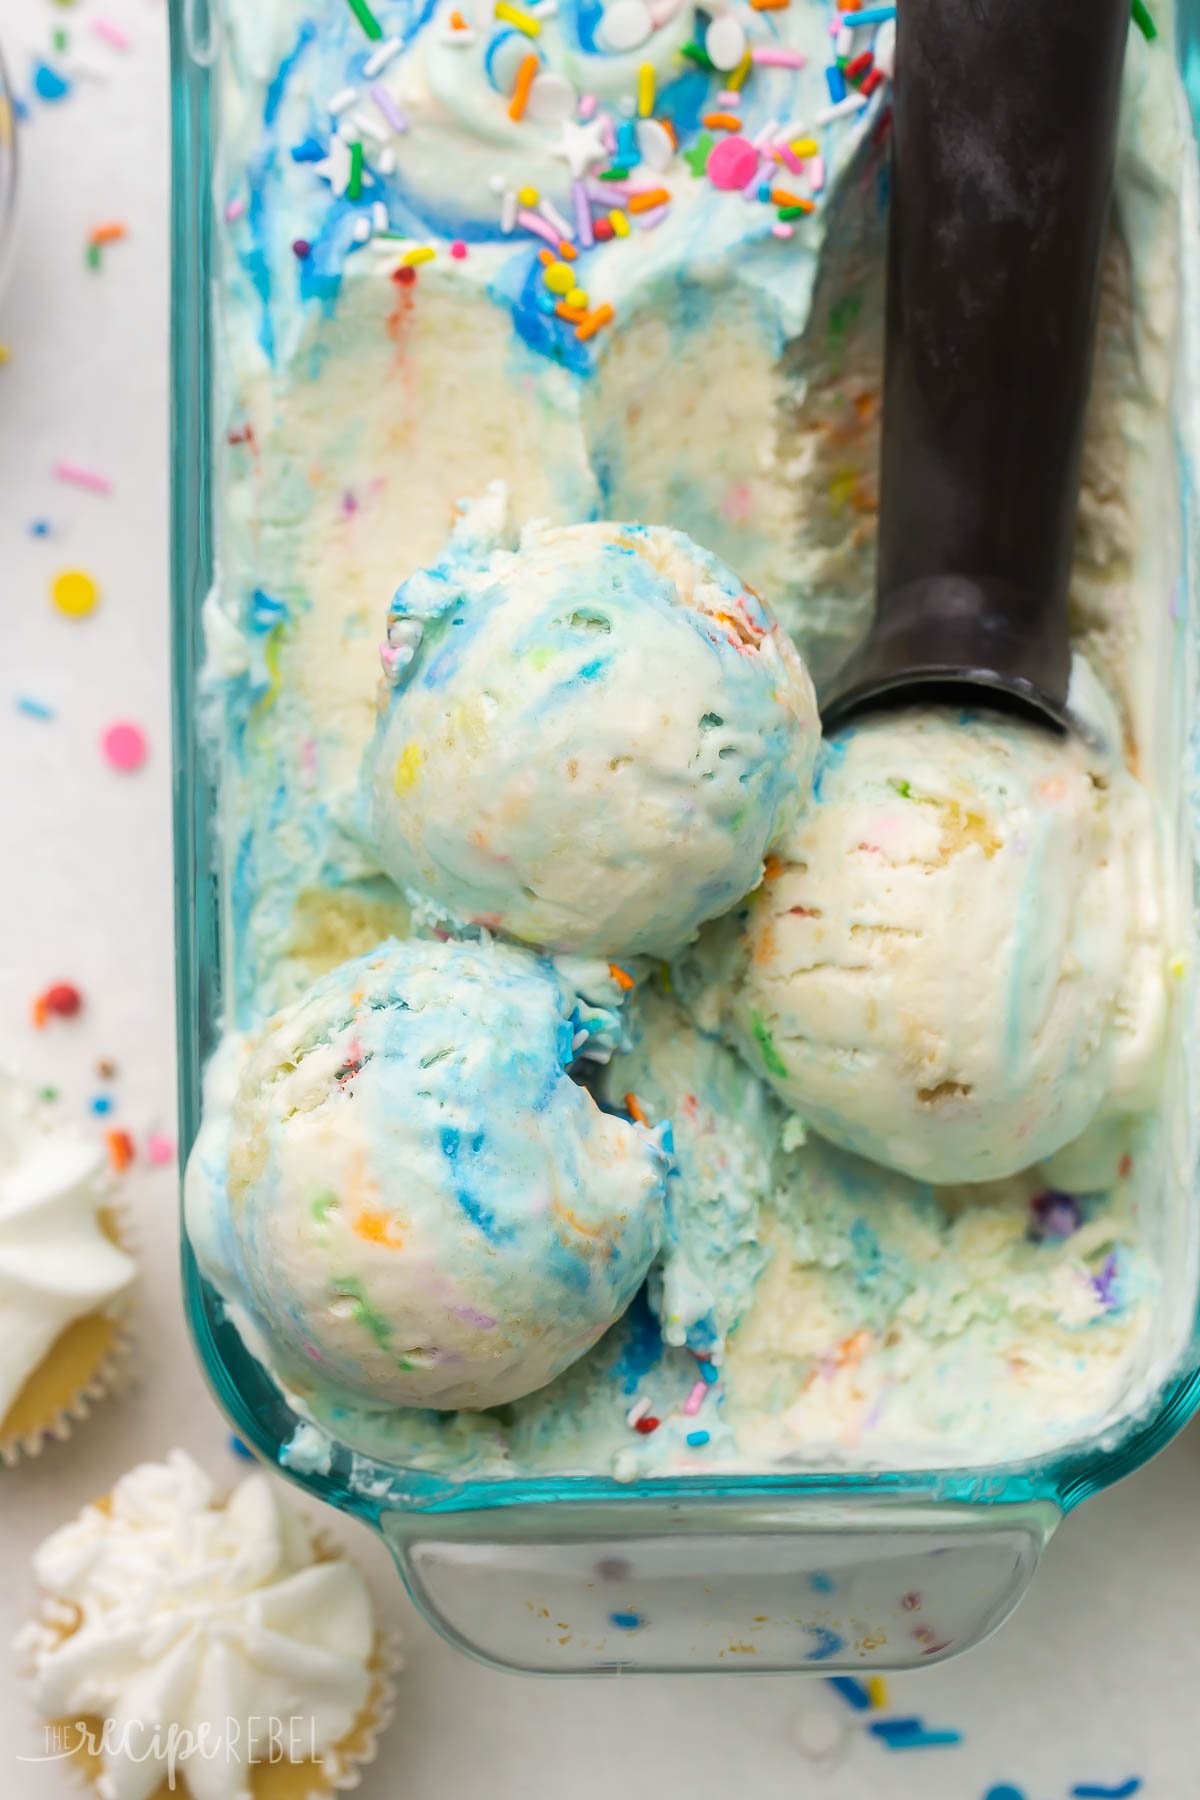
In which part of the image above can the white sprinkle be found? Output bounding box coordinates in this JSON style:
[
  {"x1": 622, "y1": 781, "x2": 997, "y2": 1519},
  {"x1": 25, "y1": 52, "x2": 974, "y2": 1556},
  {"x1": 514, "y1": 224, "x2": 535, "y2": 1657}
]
[
  {"x1": 835, "y1": 23, "x2": 854, "y2": 58},
  {"x1": 706, "y1": 15, "x2": 747, "y2": 73},
  {"x1": 626, "y1": 1396, "x2": 652, "y2": 1427},
  {"x1": 538, "y1": 196, "x2": 574, "y2": 241},
  {"x1": 328, "y1": 85, "x2": 358, "y2": 116},
  {"x1": 572, "y1": 1028, "x2": 590, "y2": 1051},
  {"x1": 363, "y1": 36, "x2": 403, "y2": 77},
  {"x1": 526, "y1": 70, "x2": 577, "y2": 124},
  {"x1": 771, "y1": 117, "x2": 808, "y2": 145},
  {"x1": 636, "y1": 118, "x2": 675, "y2": 172},
  {"x1": 352, "y1": 217, "x2": 372, "y2": 243},
  {"x1": 327, "y1": 136, "x2": 352, "y2": 197},
  {"x1": 378, "y1": 147, "x2": 397, "y2": 174},
  {"x1": 752, "y1": 117, "x2": 781, "y2": 151},
  {"x1": 501, "y1": 188, "x2": 519, "y2": 233},
  {"x1": 814, "y1": 91, "x2": 869, "y2": 126},
  {"x1": 532, "y1": 0, "x2": 558, "y2": 14},
  {"x1": 600, "y1": 0, "x2": 654, "y2": 52},
  {"x1": 373, "y1": 200, "x2": 389, "y2": 232},
  {"x1": 348, "y1": 109, "x2": 388, "y2": 144},
  {"x1": 874, "y1": 18, "x2": 897, "y2": 79}
]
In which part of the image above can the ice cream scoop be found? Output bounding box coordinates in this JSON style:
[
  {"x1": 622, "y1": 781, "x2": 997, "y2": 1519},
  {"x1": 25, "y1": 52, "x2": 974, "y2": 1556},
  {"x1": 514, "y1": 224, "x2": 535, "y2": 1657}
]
[
  {"x1": 185, "y1": 937, "x2": 669, "y2": 1410},
  {"x1": 365, "y1": 511, "x2": 819, "y2": 958},
  {"x1": 725, "y1": 692, "x2": 1165, "y2": 1185},
  {"x1": 822, "y1": 0, "x2": 1131, "y2": 733}
]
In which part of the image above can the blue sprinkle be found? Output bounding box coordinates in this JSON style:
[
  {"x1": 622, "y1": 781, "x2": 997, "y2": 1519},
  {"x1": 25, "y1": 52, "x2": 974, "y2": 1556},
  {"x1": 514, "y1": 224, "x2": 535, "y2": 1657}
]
[
  {"x1": 757, "y1": 183, "x2": 772, "y2": 203},
  {"x1": 33, "y1": 61, "x2": 71, "y2": 102},
  {"x1": 89, "y1": 1095, "x2": 114, "y2": 1116},
  {"x1": 229, "y1": 1434, "x2": 256, "y2": 1460},
  {"x1": 841, "y1": 4, "x2": 896, "y2": 23},
  {"x1": 697, "y1": 1359, "x2": 718, "y2": 1384},
  {"x1": 290, "y1": 137, "x2": 326, "y2": 162},
  {"x1": 985, "y1": 1787, "x2": 1028, "y2": 1800},
  {"x1": 29, "y1": 519, "x2": 51, "y2": 537},
  {"x1": 15, "y1": 696, "x2": 55, "y2": 720},
  {"x1": 685, "y1": 1429, "x2": 710, "y2": 1447},
  {"x1": 826, "y1": 65, "x2": 847, "y2": 105},
  {"x1": 870, "y1": 1717, "x2": 962, "y2": 1750},
  {"x1": 809, "y1": 1571, "x2": 835, "y2": 1593},
  {"x1": 804, "y1": 1626, "x2": 845, "y2": 1662},
  {"x1": 828, "y1": 1676, "x2": 872, "y2": 1711},
  {"x1": 610, "y1": 1610, "x2": 643, "y2": 1630},
  {"x1": 1071, "y1": 1784, "x2": 1142, "y2": 1799}
]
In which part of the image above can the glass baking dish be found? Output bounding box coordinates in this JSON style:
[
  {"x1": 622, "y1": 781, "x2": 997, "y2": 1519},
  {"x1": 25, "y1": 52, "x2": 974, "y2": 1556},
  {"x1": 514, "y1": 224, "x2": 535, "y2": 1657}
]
[{"x1": 171, "y1": 0, "x2": 1200, "y2": 1673}]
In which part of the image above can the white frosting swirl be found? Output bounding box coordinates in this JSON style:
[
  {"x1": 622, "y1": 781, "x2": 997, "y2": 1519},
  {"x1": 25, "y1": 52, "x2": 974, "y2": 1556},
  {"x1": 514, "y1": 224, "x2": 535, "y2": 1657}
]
[
  {"x1": 0, "y1": 1079, "x2": 135, "y2": 1425},
  {"x1": 22, "y1": 1451, "x2": 377, "y2": 1800}
]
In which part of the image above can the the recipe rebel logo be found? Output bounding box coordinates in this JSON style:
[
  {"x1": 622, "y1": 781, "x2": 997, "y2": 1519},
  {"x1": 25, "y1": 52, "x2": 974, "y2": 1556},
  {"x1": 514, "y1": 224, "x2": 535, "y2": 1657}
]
[{"x1": 17, "y1": 1715, "x2": 321, "y2": 1787}]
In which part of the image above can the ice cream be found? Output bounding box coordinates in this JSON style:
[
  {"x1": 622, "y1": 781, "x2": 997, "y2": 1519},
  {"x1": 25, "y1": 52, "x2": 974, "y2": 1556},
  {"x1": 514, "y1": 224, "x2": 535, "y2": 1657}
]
[
  {"x1": 185, "y1": 0, "x2": 1194, "y2": 1486},
  {"x1": 186, "y1": 937, "x2": 668, "y2": 1410},
  {"x1": 365, "y1": 507, "x2": 819, "y2": 956},
  {"x1": 704, "y1": 682, "x2": 1167, "y2": 1184}
]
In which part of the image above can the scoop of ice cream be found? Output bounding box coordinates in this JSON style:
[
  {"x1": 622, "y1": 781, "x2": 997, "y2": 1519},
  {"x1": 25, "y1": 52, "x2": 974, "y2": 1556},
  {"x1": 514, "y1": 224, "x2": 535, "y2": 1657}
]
[
  {"x1": 198, "y1": 937, "x2": 669, "y2": 1410},
  {"x1": 723, "y1": 695, "x2": 1166, "y2": 1184},
  {"x1": 365, "y1": 513, "x2": 819, "y2": 957}
]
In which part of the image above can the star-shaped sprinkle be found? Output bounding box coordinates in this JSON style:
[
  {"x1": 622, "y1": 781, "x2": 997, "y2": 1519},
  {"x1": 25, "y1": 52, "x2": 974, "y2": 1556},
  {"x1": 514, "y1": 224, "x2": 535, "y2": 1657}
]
[
  {"x1": 553, "y1": 117, "x2": 611, "y2": 179},
  {"x1": 682, "y1": 132, "x2": 715, "y2": 178}
]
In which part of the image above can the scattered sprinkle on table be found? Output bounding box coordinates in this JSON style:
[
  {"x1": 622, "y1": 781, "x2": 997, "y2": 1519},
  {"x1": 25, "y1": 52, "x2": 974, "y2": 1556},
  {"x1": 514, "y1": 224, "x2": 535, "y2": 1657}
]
[
  {"x1": 33, "y1": 62, "x2": 71, "y2": 103},
  {"x1": 146, "y1": 1132, "x2": 177, "y2": 1166},
  {"x1": 53, "y1": 460, "x2": 113, "y2": 495},
  {"x1": 90, "y1": 1094, "x2": 114, "y2": 1116},
  {"x1": 51, "y1": 568, "x2": 100, "y2": 617},
  {"x1": 14, "y1": 695, "x2": 55, "y2": 720},
  {"x1": 101, "y1": 720, "x2": 148, "y2": 772},
  {"x1": 32, "y1": 982, "x2": 84, "y2": 1027},
  {"x1": 1071, "y1": 1783, "x2": 1142, "y2": 1799},
  {"x1": 609, "y1": 1611, "x2": 643, "y2": 1630},
  {"x1": 106, "y1": 1129, "x2": 135, "y2": 1173}
]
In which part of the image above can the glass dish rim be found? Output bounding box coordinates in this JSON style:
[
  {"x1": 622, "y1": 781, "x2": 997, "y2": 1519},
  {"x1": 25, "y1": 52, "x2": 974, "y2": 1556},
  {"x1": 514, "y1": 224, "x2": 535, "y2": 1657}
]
[{"x1": 169, "y1": 0, "x2": 1200, "y2": 1528}]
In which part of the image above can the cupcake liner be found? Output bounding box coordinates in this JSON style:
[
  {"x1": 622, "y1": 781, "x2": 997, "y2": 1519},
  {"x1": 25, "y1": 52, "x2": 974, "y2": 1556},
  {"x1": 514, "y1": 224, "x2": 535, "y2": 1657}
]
[
  {"x1": 1, "y1": 1204, "x2": 137, "y2": 1467},
  {"x1": 20, "y1": 1507, "x2": 402, "y2": 1800}
]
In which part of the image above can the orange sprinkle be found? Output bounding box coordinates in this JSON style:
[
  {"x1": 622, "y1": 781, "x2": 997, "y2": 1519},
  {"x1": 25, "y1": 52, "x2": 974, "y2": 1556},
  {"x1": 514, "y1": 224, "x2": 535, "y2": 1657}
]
[
  {"x1": 449, "y1": 7, "x2": 468, "y2": 24},
  {"x1": 554, "y1": 301, "x2": 588, "y2": 323},
  {"x1": 607, "y1": 962, "x2": 636, "y2": 992},
  {"x1": 750, "y1": 0, "x2": 790, "y2": 9},
  {"x1": 628, "y1": 188, "x2": 671, "y2": 214},
  {"x1": 89, "y1": 221, "x2": 128, "y2": 246},
  {"x1": 770, "y1": 188, "x2": 813, "y2": 209},
  {"x1": 538, "y1": 247, "x2": 555, "y2": 266},
  {"x1": 575, "y1": 302, "x2": 615, "y2": 342},
  {"x1": 508, "y1": 52, "x2": 539, "y2": 122},
  {"x1": 558, "y1": 240, "x2": 579, "y2": 261},
  {"x1": 625, "y1": 1092, "x2": 649, "y2": 1126},
  {"x1": 763, "y1": 853, "x2": 786, "y2": 881},
  {"x1": 106, "y1": 1129, "x2": 135, "y2": 1174},
  {"x1": 354, "y1": 1210, "x2": 405, "y2": 1249},
  {"x1": 703, "y1": 111, "x2": 742, "y2": 132}
]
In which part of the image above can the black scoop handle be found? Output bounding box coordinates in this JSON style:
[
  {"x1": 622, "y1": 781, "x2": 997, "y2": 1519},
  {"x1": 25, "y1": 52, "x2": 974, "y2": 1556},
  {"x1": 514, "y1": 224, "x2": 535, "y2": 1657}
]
[{"x1": 823, "y1": 0, "x2": 1131, "y2": 730}]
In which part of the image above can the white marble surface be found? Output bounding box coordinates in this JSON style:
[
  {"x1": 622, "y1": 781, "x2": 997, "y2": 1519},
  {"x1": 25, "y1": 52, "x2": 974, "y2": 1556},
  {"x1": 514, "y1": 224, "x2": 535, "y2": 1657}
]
[{"x1": 1, "y1": 4, "x2": 1198, "y2": 1797}]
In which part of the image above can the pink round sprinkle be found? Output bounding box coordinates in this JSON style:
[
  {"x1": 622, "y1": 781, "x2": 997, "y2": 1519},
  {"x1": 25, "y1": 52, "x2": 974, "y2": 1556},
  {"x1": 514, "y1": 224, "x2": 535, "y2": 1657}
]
[
  {"x1": 707, "y1": 135, "x2": 760, "y2": 192},
  {"x1": 450, "y1": 239, "x2": 468, "y2": 259},
  {"x1": 101, "y1": 721, "x2": 148, "y2": 772},
  {"x1": 146, "y1": 1132, "x2": 176, "y2": 1166}
]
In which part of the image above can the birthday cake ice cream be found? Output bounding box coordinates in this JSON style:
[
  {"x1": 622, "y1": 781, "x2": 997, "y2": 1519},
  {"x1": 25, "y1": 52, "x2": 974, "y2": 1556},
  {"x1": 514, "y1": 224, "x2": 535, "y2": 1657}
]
[
  {"x1": 366, "y1": 509, "x2": 819, "y2": 955},
  {"x1": 187, "y1": 0, "x2": 1194, "y2": 1480}
]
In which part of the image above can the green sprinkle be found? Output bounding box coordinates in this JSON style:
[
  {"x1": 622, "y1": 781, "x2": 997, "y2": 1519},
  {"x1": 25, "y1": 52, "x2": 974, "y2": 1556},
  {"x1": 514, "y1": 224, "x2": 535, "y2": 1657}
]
[
  {"x1": 39, "y1": 1086, "x2": 59, "y2": 1103},
  {"x1": 599, "y1": 166, "x2": 632, "y2": 181},
  {"x1": 345, "y1": 0, "x2": 385, "y2": 40},
  {"x1": 888, "y1": 777, "x2": 913, "y2": 799},
  {"x1": 751, "y1": 1011, "x2": 788, "y2": 1081},
  {"x1": 347, "y1": 141, "x2": 365, "y2": 201},
  {"x1": 53, "y1": 28, "x2": 69, "y2": 51},
  {"x1": 680, "y1": 39, "x2": 715, "y2": 70},
  {"x1": 85, "y1": 242, "x2": 102, "y2": 271},
  {"x1": 1131, "y1": 0, "x2": 1157, "y2": 41},
  {"x1": 311, "y1": 1191, "x2": 339, "y2": 1224},
  {"x1": 777, "y1": 206, "x2": 808, "y2": 223},
  {"x1": 332, "y1": 1276, "x2": 393, "y2": 1348},
  {"x1": 683, "y1": 133, "x2": 715, "y2": 178}
]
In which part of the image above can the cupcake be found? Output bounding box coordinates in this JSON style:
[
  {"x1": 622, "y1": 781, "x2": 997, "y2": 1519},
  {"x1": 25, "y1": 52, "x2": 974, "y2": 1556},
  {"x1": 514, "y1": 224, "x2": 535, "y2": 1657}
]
[
  {"x1": 18, "y1": 1449, "x2": 399, "y2": 1800},
  {"x1": 1, "y1": 1077, "x2": 136, "y2": 1463}
]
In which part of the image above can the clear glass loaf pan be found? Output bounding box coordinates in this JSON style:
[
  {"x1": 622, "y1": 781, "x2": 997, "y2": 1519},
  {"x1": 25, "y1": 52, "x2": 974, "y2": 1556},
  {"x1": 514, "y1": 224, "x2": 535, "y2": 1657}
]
[{"x1": 171, "y1": 0, "x2": 1200, "y2": 1673}]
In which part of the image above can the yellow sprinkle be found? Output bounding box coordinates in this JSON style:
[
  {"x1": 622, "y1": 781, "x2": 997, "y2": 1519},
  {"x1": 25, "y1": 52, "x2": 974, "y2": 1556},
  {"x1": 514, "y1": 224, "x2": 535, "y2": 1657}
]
[
  {"x1": 543, "y1": 259, "x2": 574, "y2": 295},
  {"x1": 609, "y1": 209, "x2": 630, "y2": 238},
  {"x1": 517, "y1": 184, "x2": 540, "y2": 207},
  {"x1": 494, "y1": 0, "x2": 541, "y2": 35},
  {"x1": 565, "y1": 286, "x2": 589, "y2": 310},
  {"x1": 866, "y1": 1676, "x2": 889, "y2": 1709},
  {"x1": 1169, "y1": 954, "x2": 1188, "y2": 981},
  {"x1": 51, "y1": 569, "x2": 99, "y2": 618},
  {"x1": 0, "y1": 343, "x2": 10, "y2": 366},
  {"x1": 728, "y1": 49, "x2": 753, "y2": 91},
  {"x1": 393, "y1": 741, "x2": 425, "y2": 792},
  {"x1": 791, "y1": 136, "x2": 820, "y2": 157},
  {"x1": 637, "y1": 62, "x2": 655, "y2": 118},
  {"x1": 401, "y1": 246, "x2": 436, "y2": 266}
]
